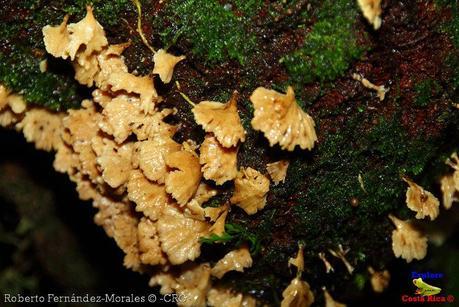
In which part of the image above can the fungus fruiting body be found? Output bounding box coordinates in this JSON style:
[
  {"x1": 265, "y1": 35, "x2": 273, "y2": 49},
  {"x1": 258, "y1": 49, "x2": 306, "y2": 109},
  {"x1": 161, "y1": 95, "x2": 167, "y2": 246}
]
[
  {"x1": 250, "y1": 86, "x2": 317, "y2": 151},
  {"x1": 389, "y1": 215, "x2": 428, "y2": 263}
]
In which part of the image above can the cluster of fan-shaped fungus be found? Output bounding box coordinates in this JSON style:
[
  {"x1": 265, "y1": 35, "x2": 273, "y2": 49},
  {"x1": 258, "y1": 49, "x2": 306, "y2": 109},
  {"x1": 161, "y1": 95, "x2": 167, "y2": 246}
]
[
  {"x1": 2, "y1": 2, "x2": 456, "y2": 306},
  {"x1": 0, "y1": 6, "x2": 324, "y2": 306},
  {"x1": 387, "y1": 158, "x2": 459, "y2": 264}
]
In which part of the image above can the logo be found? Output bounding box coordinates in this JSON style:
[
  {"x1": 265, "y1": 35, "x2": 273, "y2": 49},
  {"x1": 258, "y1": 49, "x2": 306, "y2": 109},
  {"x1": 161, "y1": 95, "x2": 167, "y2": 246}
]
[
  {"x1": 413, "y1": 278, "x2": 441, "y2": 296},
  {"x1": 401, "y1": 271, "x2": 455, "y2": 304}
]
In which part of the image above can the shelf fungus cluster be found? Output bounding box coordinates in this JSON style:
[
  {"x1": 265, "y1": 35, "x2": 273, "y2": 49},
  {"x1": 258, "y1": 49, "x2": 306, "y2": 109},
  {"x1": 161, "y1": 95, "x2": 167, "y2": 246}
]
[
  {"x1": 2, "y1": 2, "x2": 457, "y2": 306},
  {"x1": 389, "y1": 157, "x2": 459, "y2": 263},
  {"x1": 0, "y1": 7, "x2": 273, "y2": 306}
]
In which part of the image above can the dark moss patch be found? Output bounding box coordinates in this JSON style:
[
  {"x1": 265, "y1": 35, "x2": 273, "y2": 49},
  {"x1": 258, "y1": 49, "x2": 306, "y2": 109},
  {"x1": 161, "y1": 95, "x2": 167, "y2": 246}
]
[
  {"x1": 437, "y1": 0, "x2": 459, "y2": 48},
  {"x1": 282, "y1": 0, "x2": 367, "y2": 84},
  {"x1": 0, "y1": 50, "x2": 83, "y2": 110},
  {"x1": 155, "y1": 0, "x2": 258, "y2": 65},
  {"x1": 413, "y1": 79, "x2": 442, "y2": 108}
]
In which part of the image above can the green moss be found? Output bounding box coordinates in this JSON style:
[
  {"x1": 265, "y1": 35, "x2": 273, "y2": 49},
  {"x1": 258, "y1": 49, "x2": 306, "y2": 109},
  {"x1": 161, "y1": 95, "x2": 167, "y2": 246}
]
[
  {"x1": 282, "y1": 0, "x2": 366, "y2": 83},
  {"x1": 67, "y1": 0, "x2": 132, "y2": 25},
  {"x1": 231, "y1": 0, "x2": 264, "y2": 17},
  {"x1": 156, "y1": 0, "x2": 258, "y2": 64},
  {"x1": 0, "y1": 50, "x2": 81, "y2": 110},
  {"x1": 200, "y1": 223, "x2": 261, "y2": 254},
  {"x1": 285, "y1": 112, "x2": 443, "y2": 258},
  {"x1": 413, "y1": 79, "x2": 441, "y2": 108}
]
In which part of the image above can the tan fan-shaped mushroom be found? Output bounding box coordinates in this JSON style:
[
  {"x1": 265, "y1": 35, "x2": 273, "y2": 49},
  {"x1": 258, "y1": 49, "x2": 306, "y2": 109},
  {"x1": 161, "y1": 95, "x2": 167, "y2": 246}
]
[
  {"x1": 267, "y1": 160, "x2": 289, "y2": 185},
  {"x1": 323, "y1": 288, "x2": 346, "y2": 307},
  {"x1": 42, "y1": 15, "x2": 71, "y2": 59},
  {"x1": 153, "y1": 49, "x2": 186, "y2": 83},
  {"x1": 132, "y1": 108, "x2": 178, "y2": 141},
  {"x1": 43, "y1": 6, "x2": 108, "y2": 60},
  {"x1": 207, "y1": 287, "x2": 256, "y2": 307},
  {"x1": 68, "y1": 6, "x2": 107, "y2": 59},
  {"x1": 250, "y1": 86, "x2": 317, "y2": 151},
  {"x1": 165, "y1": 150, "x2": 202, "y2": 205},
  {"x1": 94, "y1": 138, "x2": 133, "y2": 188},
  {"x1": 0, "y1": 109, "x2": 22, "y2": 127},
  {"x1": 174, "y1": 263, "x2": 211, "y2": 307},
  {"x1": 74, "y1": 141, "x2": 100, "y2": 182},
  {"x1": 184, "y1": 199, "x2": 207, "y2": 221},
  {"x1": 53, "y1": 143, "x2": 79, "y2": 175},
  {"x1": 230, "y1": 167, "x2": 270, "y2": 215},
  {"x1": 440, "y1": 175, "x2": 458, "y2": 210},
  {"x1": 17, "y1": 109, "x2": 64, "y2": 152},
  {"x1": 127, "y1": 170, "x2": 170, "y2": 220},
  {"x1": 368, "y1": 266, "x2": 390, "y2": 293},
  {"x1": 93, "y1": 195, "x2": 141, "y2": 270},
  {"x1": 0, "y1": 89, "x2": 27, "y2": 128},
  {"x1": 403, "y1": 177, "x2": 440, "y2": 220},
  {"x1": 357, "y1": 0, "x2": 382, "y2": 30},
  {"x1": 192, "y1": 92, "x2": 246, "y2": 148},
  {"x1": 184, "y1": 183, "x2": 218, "y2": 221},
  {"x1": 281, "y1": 277, "x2": 314, "y2": 307},
  {"x1": 63, "y1": 100, "x2": 101, "y2": 144},
  {"x1": 200, "y1": 134, "x2": 238, "y2": 185},
  {"x1": 209, "y1": 205, "x2": 229, "y2": 236},
  {"x1": 204, "y1": 204, "x2": 228, "y2": 222},
  {"x1": 157, "y1": 206, "x2": 209, "y2": 264},
  {"x1": 106, "y1": 72, "x2": 158, "y2": 114},
  {"x1": 149, "y1": 271, "x2": 178, "y2": 295},
  {"x1": 93, "y1": 43, "x2": 129, "y2": 89},
  {"x1": 211, "y1": 246, "x2": 253, "y2": 279},
  {"x1": 73, "y1": 53, "x2": 99, "y2": 86},
  {"x1": 98, "y1": 95, "x2": 141, "y2": 144},
  {"x1": 92, "y1": 89, "x2": 112, "y2": 108},
  {"x1": 150, "y1": 263, "x2": 211, "y2": 307},
  {"x1": 135, "y1": 137, "x2": 181, "y2": 183},
  {"x1": 6, "y1": 94, "x2": 27, "y2": 114},
  {"x1": 0, "y1": 85, "x2": 8, "y2": 110},
  {"x1": 389, "y1": 214, "x2": 428, "y2": 263},
  {"x1": 288, "y1": 245, "x2": 305, "y2": 272},
  {"x1": 137, "y1": 217, "x2": 167, "y2": 265}
]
